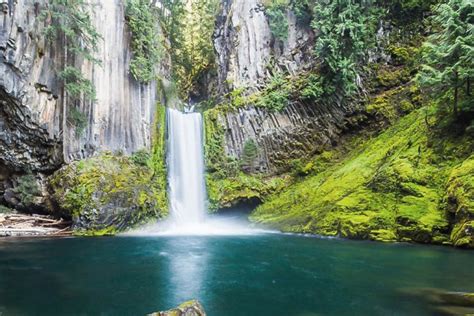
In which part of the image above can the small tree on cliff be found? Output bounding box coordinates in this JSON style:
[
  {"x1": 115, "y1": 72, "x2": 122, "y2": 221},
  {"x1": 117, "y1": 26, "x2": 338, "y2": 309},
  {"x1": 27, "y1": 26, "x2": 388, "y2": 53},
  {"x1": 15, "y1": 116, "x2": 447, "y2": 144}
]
[
  {"x1": 417, "y1": 0, "x2": 473, "y2": 116},
  {"x1": 241, "y1": 139, "x2": 259, "y2": 173}
]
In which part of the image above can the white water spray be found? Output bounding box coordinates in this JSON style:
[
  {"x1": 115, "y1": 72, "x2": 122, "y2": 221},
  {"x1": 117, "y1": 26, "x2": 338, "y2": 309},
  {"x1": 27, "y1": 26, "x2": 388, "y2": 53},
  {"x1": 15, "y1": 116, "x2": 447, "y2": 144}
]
[
  {"x1": 167, "y1": 108, "x2": 207, "y2": 229},
  {"x1": 126, "y1": 107, "x2": 272, "y2": 236}
]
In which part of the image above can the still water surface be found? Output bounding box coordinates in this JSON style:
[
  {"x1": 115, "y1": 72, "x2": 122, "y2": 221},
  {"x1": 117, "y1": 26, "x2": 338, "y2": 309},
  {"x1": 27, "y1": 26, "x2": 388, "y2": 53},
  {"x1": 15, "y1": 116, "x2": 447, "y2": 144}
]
[{"x1": 0, "y1": 235, "x2": 473, "y2": 315}]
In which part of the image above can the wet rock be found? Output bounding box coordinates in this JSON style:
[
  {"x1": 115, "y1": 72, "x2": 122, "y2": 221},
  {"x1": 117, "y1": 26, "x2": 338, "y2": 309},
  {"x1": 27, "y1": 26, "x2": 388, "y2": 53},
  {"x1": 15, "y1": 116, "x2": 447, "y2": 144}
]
[
  {"x1": 149, "y1": 300, "x2": 206, "y2": 316},
  {"x1": 399, "y1": 288, "x2": 474, "y2": 315}
]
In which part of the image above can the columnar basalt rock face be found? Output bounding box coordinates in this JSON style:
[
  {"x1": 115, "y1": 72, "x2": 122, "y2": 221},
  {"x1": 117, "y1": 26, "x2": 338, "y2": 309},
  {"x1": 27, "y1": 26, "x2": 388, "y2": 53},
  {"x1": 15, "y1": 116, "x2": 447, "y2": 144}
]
[
  {"x1": 213, "y1": 0, "x2": 314, "y2": 95},
  {"x1": 0, "y1": 0, "x2": 165, "y2": 209},
  {"x1": 63, "y1": 0, "x2": 162, "y2": 161},
  {"x1": 214, "y1": 101, "x2": 357, "y2": 174}
]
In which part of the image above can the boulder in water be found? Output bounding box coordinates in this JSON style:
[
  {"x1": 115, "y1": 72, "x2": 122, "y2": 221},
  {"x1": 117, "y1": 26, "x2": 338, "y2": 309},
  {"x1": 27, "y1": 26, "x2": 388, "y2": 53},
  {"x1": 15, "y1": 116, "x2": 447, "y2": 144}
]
[{"x1": 149, "y1": 300, "x2": 206, "y2": 316}]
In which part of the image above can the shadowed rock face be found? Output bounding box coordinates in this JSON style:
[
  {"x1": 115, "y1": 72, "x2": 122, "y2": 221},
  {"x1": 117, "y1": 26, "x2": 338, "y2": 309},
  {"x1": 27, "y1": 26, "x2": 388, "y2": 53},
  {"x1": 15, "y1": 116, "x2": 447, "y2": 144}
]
[{"x1": 0, "y1": 0, "x2": 166, "y2": 209}]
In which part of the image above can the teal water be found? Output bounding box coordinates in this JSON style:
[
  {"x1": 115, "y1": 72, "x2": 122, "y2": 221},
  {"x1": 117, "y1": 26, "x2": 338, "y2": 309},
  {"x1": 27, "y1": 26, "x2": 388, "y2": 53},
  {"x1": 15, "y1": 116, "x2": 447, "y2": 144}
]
[{"x1": 0, "y1": 235, "x2": 473, "y2": 316}]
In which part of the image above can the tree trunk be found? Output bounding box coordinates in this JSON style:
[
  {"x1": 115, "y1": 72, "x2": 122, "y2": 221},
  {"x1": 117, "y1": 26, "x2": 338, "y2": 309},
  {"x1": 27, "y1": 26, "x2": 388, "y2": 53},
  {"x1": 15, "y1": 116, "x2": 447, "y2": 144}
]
[
  {"x1": 467, "y1": 77, "x2": 471, "y2": 97},
  {"x1": 454, "y1": 71, "x2": 459, "y2": 117}
]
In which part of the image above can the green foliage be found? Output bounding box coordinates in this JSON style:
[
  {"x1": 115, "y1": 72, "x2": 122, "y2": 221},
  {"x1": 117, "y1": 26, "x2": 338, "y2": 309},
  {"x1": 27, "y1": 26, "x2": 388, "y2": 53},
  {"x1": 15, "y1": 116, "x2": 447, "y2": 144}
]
[
  {"x1": 311, "y1": 0, "x2": 373, "y2": 99},
  {"x1": 125, "y1": 0, "x2": 163, "y2": 83},
  {"x1": 158, "y1": 0, "x2": 219, "y2": 97},
  {"x1": 417, "y1": 0, "x2": 474, "y2": 116},
  {"x1": 67, "y1": 107, "x2": 88, "y2": 137},
  {"x1": 255, "y1": 73, "x2": 291, "y2": 111},
  {"x1": 41, "y1": 0, "x2": 100, "y2": 100},
  {"x1": 263, "y1": 0, "x2": 314, "y2": 39},
  {"x1": 131, "y1": 149, "x2": 151, "y2": 166},
  {"x1": 241, "y1": 139, "x2": 259, "y2": 173},
  {"x1": 387, "y1": 0, "x2": 439, "y2": 20},
  {"x1": 300, "y1": 74, "x2": 324, "y2": 100},
  {"x1": 14, "y1": 174, "x2": 41, "y2": 206},
  {"x1": 263, "y1": 0, "x2": 289, "y2": 40},
  {"x1": 59, "y1": 66, "x2": 96, "y2": 99},
  {"x1": 42, "y1": 0, "x2": 101, "y2": 63},
  {"x1": 149, "y1": 103, "x2": 168, "y2": 212},
  {"x1": 0, "y1": 205, "x2": 13, "y2": 214}
]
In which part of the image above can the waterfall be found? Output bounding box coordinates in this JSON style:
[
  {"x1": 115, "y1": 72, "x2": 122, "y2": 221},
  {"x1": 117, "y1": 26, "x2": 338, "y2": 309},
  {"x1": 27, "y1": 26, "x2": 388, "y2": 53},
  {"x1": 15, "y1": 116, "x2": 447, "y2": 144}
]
[
  {"x1": 167, "y1": 108, "x2": 207, "y2": 226},
  {"x1": 127, "y1": 107, "x2": 269, "y2": 236}
]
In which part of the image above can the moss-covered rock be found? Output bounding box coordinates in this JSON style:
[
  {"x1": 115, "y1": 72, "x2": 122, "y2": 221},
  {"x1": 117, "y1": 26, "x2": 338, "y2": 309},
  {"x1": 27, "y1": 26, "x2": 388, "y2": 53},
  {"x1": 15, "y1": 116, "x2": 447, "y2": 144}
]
[
  {"x1": 149, "y1": 300, "x2": 206, "y2": 316},
  {"x1": 446, "y1": 156, "x2": 474, "y2": 247},
  {"x1": 49, "y1": 153, "x2": 167, "y2": 235},
  {"x1": 250, "y1": 107, "x2": 473, "y2": 247},
  {"x1": 207, "y1": 172, "x2": 290, "y2": 211}
]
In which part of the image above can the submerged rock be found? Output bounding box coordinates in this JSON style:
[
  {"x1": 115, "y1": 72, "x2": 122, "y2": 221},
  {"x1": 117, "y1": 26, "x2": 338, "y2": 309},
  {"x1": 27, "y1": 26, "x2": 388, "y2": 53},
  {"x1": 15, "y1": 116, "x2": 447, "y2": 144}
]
[
  {"x1": 149, "y1": 300, "x2": 206, "y2": 316},
  {"x1": 399, "y1": 288, "x2": 474, "y2": 315}
]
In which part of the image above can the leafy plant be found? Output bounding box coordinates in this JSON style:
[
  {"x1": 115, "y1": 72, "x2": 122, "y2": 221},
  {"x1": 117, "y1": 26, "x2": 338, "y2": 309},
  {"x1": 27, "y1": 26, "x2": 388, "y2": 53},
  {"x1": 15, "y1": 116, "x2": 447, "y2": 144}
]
[
  {"x1": 256, "y1": 73, "x2": 291, "y2": 112},
  {"x1": 14, "y1": 174, "x2": 41, "y2": 206},
  {"x1": 67, "y1": 107, "x2": 88, "y2": 137},
  {"x1": 241, "y1": 139, "x2": 259, "y2": 173},
  {"x1": 59, "y1": 66, "x2": 96, "y2": 100},
  {"x1": 131, "y1": 149, "x2": 151, "y2": 166},
  {"x1": 125, "y1": 0, "x2": 163, "y2": 83},
  {"x1": 311, "y1": 0, "x2": 371, "y2": 100},
  {"x1": 41, "y1": 0, "x2": 101, "y2": 100},
  {"x1": 417, "y1": 0, "x2": 474, "y2": 116},
  {"x1": 0, "y1": 205, "x2": 13, "y2": 213},
  {"x1": 264, "y1": 0, "x2": 289, "y2": 40}
]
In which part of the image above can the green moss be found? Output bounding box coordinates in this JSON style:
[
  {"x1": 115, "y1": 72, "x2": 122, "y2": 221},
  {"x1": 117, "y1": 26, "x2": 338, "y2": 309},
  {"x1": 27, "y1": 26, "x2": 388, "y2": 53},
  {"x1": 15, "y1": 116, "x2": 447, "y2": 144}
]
[
  {"x1": 446, "y1": 156, "x2": 474, "y2": 247},
  {"x1": 251, "y1": 106, "x2": 473, "y2": 247},
  {"x1": 207, "y1": 172, "x2": 290, "y2": 211}
]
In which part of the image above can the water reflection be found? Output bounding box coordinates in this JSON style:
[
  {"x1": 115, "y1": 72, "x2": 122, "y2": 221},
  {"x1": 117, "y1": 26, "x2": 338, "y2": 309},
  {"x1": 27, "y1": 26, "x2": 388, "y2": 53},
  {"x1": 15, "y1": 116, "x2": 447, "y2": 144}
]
[{"x1": 163, "y1": 237, "x2": 209, "y2": 306}]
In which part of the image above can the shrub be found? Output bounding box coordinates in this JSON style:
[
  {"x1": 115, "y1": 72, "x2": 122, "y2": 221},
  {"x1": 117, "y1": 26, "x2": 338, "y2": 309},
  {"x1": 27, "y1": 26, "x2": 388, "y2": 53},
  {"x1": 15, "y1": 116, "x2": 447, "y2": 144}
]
[{"x1": 14, "y1": 174, "x2": 41, "y2": 206}]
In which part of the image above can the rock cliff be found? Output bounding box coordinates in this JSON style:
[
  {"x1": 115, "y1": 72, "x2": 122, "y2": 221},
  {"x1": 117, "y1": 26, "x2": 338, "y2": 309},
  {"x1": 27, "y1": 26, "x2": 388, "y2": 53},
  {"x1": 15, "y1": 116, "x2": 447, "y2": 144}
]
[
  {"x1": 209, "y1": 0, "x2": 355, "y2": 173},
  {"x1": 0, "y1": 0, "x2": 166, "y2": 210},
  {"x1": 214, "y1": 0, "x2": 314, "y2": 95}
]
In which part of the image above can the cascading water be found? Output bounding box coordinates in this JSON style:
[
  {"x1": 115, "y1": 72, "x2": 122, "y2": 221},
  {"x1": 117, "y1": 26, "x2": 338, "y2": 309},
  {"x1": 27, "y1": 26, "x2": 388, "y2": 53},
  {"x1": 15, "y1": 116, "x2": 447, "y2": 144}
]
[
  {"x1": 167, "y1": 108, "x2": 207, "y2": 227},
  {"x1": 127, "y1": 107, "x2": 271, "y2": 236}
]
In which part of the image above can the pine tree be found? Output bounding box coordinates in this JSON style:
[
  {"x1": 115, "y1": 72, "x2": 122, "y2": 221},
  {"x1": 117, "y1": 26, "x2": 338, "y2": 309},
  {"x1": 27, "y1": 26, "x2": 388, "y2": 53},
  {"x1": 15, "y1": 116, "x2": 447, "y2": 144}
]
[
  {"x1": 418, "y1": 0, "x2": 474, "y2": 116},
  {"x1": 311, "y1": 0, "x2": 372, "y2": 100},
  {"x1": 241, "y1": 139, "x2": 258, "y2": 173}
]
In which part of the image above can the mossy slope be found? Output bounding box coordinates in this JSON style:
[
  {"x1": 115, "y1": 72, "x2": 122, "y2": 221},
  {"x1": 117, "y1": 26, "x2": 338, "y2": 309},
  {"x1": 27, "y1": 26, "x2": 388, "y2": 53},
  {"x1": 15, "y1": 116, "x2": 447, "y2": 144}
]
[{"x1": 250, "y1": 108, "x2": 473, "y2": 247}]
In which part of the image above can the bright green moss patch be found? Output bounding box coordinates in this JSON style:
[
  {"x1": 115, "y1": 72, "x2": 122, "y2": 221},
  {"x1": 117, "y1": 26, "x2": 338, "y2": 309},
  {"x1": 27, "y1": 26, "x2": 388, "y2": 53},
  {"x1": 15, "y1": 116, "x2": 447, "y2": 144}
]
[
  {"x1": 251, "y1": 107, "x2": 473, "y2": 247},
  {"x1": 207, "y1": 172, "x2": 290, "y2": 211},
  {"x1": 446, "y1": 156, "x2": 474, "y2": 247},
  {"x1": 49, "y1": 152, "x2": 167, "y2": 235}
]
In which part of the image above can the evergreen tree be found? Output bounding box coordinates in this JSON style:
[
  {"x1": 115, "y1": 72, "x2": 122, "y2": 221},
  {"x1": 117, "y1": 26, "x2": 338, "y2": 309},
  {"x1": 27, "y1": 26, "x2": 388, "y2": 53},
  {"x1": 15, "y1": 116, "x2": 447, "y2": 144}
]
[
  {"x1": 241, "y1": 139, "x2": 259, "y2": 173},
  {"x1": 311, "y1": 0, "x2": 372, "y2": 101},
  {"x1": 418, "y1": 0, "x2": 473, "y2": 116}
]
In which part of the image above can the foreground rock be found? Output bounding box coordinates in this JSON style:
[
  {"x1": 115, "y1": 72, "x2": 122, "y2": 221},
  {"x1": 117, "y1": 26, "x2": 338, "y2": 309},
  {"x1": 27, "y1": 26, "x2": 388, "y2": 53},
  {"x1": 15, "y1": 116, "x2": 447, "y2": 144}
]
[
  {"x1": 149, "y1": 300, "x2": 206, "y2": 316},
  {"x1": 0, "y1": 213, "x2": 71, "y2": 237},
  {"x1": 399, "y1": 288, "x2": 474, "y2": 316}
]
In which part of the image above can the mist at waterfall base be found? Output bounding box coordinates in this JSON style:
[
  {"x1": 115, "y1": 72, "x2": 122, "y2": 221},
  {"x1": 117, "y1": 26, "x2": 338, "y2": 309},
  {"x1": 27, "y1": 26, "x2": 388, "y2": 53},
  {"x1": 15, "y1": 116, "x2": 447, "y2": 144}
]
[{"x1": 129, "y1": 108, "x2": 263, "y2": 236}]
